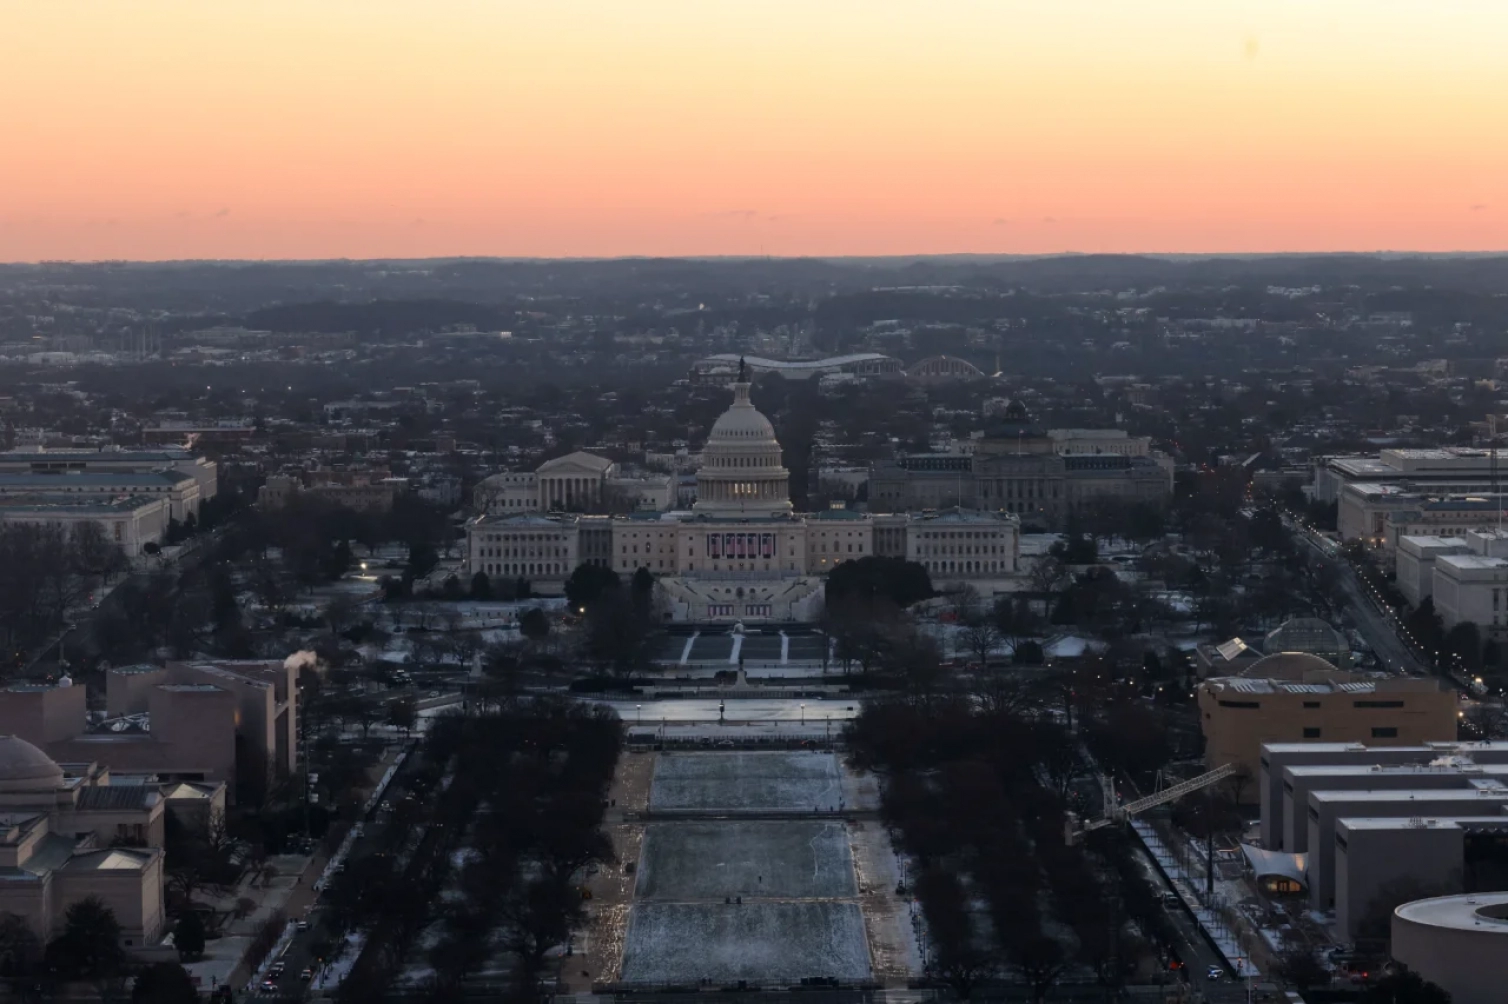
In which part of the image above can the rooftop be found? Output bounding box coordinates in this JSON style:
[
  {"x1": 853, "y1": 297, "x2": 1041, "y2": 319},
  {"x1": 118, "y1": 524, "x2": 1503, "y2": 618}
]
[
  {"x1": 1338, "y1": 815, "x2": 1508, "y2": 832},
  {"x1": 1394, "y1": 892, "x2": 1508, "y2": 934},
  {"x1": 0, "y1": 471, "x2": 192, "y2": 487},
  {"x1": 1308, "y1": 787, "x2": 1508, "y2": 805},
  {"x1": 0, "y1": 493, "x2": 164, "y2": 515},
  {"x1": 1437, "y1": 554, "x2": 1508, "y2": 572}
]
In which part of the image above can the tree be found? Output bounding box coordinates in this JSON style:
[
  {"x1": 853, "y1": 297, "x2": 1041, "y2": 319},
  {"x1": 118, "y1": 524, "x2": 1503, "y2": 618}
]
[
  {"x1": 406, "y1": 541, "x2": 439, "y2": 582},
  {"x1": 915, "y1": 868, "x2": 997, "y2": 999},
  {"x1": 70, "y1": 520, "x2": 130, "y2": 584},
  {"x1": 518, "y1": 607, "x2": 550, "y2": 642},
  {"x1": 630, "y1": 566, "x2": 655, "y2": 606},
  {"x1": 825, "y1": 556, "x2": 934, "y2": 609},
  {"x1": 1049, "y1": 534, "x2": 1098, "y2": 565},
  {"x1": 387, "y1": 696, "x2": 418, "y2": 737},
  {"x1": 1028, "y1": 555, "x2": 1069, "y2": 597},
  {"x1": 994, "y1": 594, "x2": 1041, "y2": 654},
  {"x1": 1010, "y1": 934, "x2": 1067, "y2": 1004},
  {"x1": 1273, "y1": 946, "x2": 1329, "y2": 991},
  {"x1": 45, "y1": 897, "x2": 125, "y2": 982},
  {"x1": 470, "y1": 571, "x2": 493, "y2": 600},
  {"x1": 1444, "y1": 621, "x2": 1483, "y2": 674},
  {"x1": 1358, "y1": 969, "x2": 1452, "y2": 1004},
  {"x1": 583, "y1": 591, "x2": 654, "y2": 677},
  {"x1": 497, "y1": 878, "x2": 581, "y2": 1000},
  {"x1": 173, "y1": 911, "x2": 206, "y2": 959},
  {"x1": 960, "y1": 621, "x2": 1001, "y2": 667},
  {"x1": 131, "y1": 961, "x2": 199, "y2": 1004},
  {"x1": 0, "y1": 912, "x2": 40, "y2": 986},
  {"x1": 564, "y1": 563, "x2": 620, "y2": 612}
]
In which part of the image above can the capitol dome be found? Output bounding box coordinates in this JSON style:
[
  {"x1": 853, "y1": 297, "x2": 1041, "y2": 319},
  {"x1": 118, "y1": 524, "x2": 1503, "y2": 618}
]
[
  {"x1": 0, "y1": 735, "x2": 64, "y2": 793},
  {"x1": 694, "y1": 361, "x2": 792, "y2": 515}
]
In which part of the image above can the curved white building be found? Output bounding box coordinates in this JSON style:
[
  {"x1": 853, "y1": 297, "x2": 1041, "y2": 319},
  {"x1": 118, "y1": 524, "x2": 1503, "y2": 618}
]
[
  {"x1": 1393, "y1": 893, "x2": 1508, "y2": 1004},
  {"x1": 690, "y1": 353, "x2": 902, "y2": 382}
]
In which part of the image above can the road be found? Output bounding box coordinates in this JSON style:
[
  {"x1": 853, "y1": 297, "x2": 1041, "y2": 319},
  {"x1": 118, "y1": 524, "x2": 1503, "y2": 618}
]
[
  {"x1": 1292, "y1": 525, "x2": 1423, "y2": 675},
  {"x1": 256, "y1": 745, "x2": 425, "y2": 999}
]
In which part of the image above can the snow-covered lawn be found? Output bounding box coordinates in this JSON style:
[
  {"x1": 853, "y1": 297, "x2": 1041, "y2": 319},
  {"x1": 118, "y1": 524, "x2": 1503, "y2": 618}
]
[
  {"x1": 621, "y1": 902, "x2": 870, "y2": 984},
  {"x1": 649, "y1": 751, "x2": 844, "y2": 812},
  {"x1": 312, "y1": 930, "x2": 367, "y2": 991},
  {"x1": 638, "y1": 821, "x2": 856, "y2": 900}
]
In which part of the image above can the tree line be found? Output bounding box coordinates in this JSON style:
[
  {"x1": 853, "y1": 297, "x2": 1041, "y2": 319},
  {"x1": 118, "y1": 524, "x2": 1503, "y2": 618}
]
[{"x1": 330, "y1": 697, "x2": 622, "y2": 1003}]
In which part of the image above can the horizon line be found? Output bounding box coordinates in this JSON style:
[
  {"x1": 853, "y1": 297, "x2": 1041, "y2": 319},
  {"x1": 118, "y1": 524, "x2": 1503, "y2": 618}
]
[{"x1": 5, "y1": 250, "x2": 1508, "y2": 267}]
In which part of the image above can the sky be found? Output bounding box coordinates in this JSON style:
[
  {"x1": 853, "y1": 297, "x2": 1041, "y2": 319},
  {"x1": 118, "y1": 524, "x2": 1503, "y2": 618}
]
[{"x1": 2, "y1": 0, "x2": 1506, "y2": 261}]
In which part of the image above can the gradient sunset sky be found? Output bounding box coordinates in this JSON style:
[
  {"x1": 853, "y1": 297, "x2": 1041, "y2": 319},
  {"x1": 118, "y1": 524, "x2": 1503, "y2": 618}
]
[{"x1": 3, "y1": 0, "x2": 1506, "y2": 261}]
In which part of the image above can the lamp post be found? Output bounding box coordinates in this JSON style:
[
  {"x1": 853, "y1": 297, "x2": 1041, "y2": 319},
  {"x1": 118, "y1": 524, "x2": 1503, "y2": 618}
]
[
  {"x1": 800, "y1": 702, "x2": 805, "y2": 725},
  {"x1": 636, "y1": 703, "x2": 642, "y2": 725}
]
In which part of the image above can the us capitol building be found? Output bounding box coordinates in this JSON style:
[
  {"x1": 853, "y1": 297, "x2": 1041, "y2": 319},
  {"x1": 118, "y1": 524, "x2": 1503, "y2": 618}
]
[{"x1": 465, "y1": 365, "x2": 1021, "y2": 623}]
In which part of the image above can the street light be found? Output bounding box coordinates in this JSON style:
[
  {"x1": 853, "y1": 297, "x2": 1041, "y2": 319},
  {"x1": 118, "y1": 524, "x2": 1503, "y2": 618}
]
[
  {"x1": 636, "y1": 703, "x2": 642, "y2": 724},
  {"x1": 800, "y1": 702, "x2": 805, "y2": 725}
]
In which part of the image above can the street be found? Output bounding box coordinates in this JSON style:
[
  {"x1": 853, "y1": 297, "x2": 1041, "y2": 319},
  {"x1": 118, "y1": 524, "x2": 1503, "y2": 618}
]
[
  {"x1": 1292, "y1": 525, "x2": 1423, "y2": 675},
  {"x1": 255, "y1": 745, "x2": 425, "y2": 1000}
]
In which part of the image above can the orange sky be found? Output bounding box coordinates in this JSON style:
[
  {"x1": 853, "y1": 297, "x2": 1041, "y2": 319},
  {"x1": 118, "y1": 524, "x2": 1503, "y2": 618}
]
[{"x1": 2, "y1": 0, "x2": 1506, "y2": 260}]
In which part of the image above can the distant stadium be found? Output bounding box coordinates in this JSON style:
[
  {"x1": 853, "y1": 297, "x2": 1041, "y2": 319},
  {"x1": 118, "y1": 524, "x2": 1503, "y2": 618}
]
[{"x1": 690, "y1": 353, "x2": 903, "y2": 381}]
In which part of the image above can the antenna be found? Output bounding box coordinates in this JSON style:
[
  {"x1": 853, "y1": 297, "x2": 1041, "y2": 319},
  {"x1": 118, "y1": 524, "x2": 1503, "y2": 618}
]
[{"x1": 1493, "y1": 414, "x2": 1501, "y2": 534}]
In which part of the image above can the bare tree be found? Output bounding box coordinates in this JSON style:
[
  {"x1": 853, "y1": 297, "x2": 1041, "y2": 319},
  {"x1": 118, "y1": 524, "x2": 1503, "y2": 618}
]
[
  {"x1": 1028, "y1": 555, "x2": 1069, "y2": 598},
  {"x1": 961, "y1": 621, "x2": 1002, "y2": 668}
]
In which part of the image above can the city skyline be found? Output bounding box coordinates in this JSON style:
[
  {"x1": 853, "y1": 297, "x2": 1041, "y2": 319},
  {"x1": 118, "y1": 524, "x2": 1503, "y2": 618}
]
[{"x1": 3, "y1": 0, "x2": 1507, "y2": 261}]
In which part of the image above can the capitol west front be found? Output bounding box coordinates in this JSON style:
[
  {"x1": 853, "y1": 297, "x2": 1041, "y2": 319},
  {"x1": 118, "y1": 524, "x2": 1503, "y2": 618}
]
[{"x1": 466, "y1": 372, "x2": 1020, "y2": 622}]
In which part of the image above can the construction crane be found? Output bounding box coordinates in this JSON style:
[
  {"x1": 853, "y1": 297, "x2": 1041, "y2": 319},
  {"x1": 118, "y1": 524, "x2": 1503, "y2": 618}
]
[{"x1": 1065, "y1": 763, "x2": 1238, "y2": 845}]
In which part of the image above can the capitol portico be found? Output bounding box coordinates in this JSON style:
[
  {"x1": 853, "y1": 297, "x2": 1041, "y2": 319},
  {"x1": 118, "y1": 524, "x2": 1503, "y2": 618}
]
[{"x1": 465, "y1": 363, "x2": 1022, "y2": 622}]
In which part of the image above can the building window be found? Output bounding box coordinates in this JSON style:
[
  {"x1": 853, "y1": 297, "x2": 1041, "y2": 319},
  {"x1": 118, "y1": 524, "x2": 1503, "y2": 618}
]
[
  {"x1": 1371, "y1": 726, "x2": 1399, "y2": 739},
  {"x1": 1302, "y1": 701, "x2": 1320, "y2": 709},
  {"x1": 1217, "y1": 700, "x2": 1261, "y2": 709},
  {"x1": 1354, "y1": 700, "x2": 1405, "y2": 709},
  {"x1": 1302, "y1": 727, "x2": 1321, "y2": 739}
]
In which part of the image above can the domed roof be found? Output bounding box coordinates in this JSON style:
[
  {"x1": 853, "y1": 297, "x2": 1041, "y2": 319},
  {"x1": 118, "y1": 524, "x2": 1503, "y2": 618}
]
[
  {"x1": 1239, "y1": 651, "x2": 1339, "y2": 681},
  {"x1": 706, "y1": 382, "x2": 779, "y2": 447},
  {"x1": 0, "y1": 735, "x2": 63, "y2": 792},
  {"x1": 1264, "y1": 617, "x2": 1348, "y2": 655}
]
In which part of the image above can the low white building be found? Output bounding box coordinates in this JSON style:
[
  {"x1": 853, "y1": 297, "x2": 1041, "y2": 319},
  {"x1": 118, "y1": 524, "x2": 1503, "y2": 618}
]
[
  {"x1": 1381, "y1": 496, "x2": 1508, "y2": 558},
  {"x1": 0, "y1": 494, "x2": 170, "y2": 556},
  {"x1": 473, "y1": 452, "x2": 673, "y2": 515},
  {"x1": 1397, "y1": 535, "x2": 1472, "y2": 606},
  {"x1": 0, "y1": 450, "x2": 217, "y2": 502},
  {"x1": 466, "y1": 513, "x2": 581, "y2": 592},
  {"x1": 0, "y1": 471, "x2": 200, "y2": 521},
  {"x1": 1433, "y1": 551, "x2": 1508, "y2": 633}
]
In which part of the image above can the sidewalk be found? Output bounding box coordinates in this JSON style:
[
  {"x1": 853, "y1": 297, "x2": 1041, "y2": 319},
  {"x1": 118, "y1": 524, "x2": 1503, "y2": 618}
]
[{"x1": 182, "y1": 849, "x2": 326, "y2": 993}]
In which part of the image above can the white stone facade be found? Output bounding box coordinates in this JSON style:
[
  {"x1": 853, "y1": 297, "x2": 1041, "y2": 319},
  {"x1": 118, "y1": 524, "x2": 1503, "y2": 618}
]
[{"x1": 464, "y1": 375, "x2": 1021, "y2": 618}]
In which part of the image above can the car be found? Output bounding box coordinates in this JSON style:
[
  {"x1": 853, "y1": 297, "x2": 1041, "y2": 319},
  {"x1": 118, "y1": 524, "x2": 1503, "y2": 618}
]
[
  {"x1": 270, "y1": 961, "x2": 286, "y2": 975},
  {"x1": 1206, "y1": 966, "x2": 1224, "y2": 981},
  {"x1": 259, "y1": 981, "x2": 278, "y2": 994},
  {"x1": 295, "y1": 919, "x2": 310, "y2": 931},
  {"x1": 300, "y1": 968, "x2": 315, "y2": 981}
]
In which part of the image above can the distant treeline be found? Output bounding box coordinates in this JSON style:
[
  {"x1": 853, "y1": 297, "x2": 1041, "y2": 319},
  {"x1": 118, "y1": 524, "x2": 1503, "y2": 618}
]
[{"x1": 243, "y1": 298, "x2": 513, "y2": 337}]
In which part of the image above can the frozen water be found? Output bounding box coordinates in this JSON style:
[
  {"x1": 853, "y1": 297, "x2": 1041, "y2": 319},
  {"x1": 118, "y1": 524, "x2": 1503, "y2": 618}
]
[
  {"x1": 638, "y1": 821, "x2": 856, "y2": 900},
  {"x1": 621, "y1": 902, "x2": 871, "y2": 984},
  {"x1": 649, "y1": 751, "x2": 842, "y2": 811}
]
